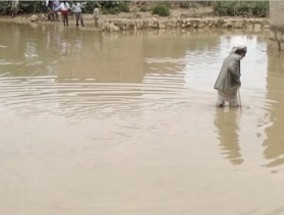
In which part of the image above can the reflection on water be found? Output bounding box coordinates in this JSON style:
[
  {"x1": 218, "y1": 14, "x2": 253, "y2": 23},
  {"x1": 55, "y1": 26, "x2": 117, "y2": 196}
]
[
  {"x1": 2, "y1": 22, "x2": 284, "y2": 214},
  {"x1": 263, "y1": 51, "x2": 284, "y2": 169},
  {"x1": 214, "y1": 108, "x2": 243, "y2": 165}
]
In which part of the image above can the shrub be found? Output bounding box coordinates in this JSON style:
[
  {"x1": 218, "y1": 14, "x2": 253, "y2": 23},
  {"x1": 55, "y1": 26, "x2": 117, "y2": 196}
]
[
  {"x1": 18, "y1": 1, "x2": 43, "y2": 13},
  {"x1": 85, "y1": 1, "x2": 122, "y2": 14},
  {"x1": 140, "y1": 6, "x2": 149, "y2": 12},
  {"x1": 0, "y1": 1, "x2": 44, "y2": 15},
  {"x1": 118, "y1": 2, "x2": 129, "y2": 12},
  {"x1": 213, "y1": 1, "x2": 269, "y2": 17},
  {"x1": 152, "y1": 4, "x2": 170, "y2": 16},
  {"x1": 0, "y1": 2, "x2": 12, "y2": 15}
]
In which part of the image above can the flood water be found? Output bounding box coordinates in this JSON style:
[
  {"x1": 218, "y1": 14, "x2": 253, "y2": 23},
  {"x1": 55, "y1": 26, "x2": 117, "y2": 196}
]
[{"x1": 1, "y1": 22, "x2": 284, "y2": 215}]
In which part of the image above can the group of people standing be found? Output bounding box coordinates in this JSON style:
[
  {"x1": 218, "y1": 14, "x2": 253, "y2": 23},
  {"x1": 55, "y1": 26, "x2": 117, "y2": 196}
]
[{"x1": 46, "y1": 1, "x2": 86, "y2": 27}]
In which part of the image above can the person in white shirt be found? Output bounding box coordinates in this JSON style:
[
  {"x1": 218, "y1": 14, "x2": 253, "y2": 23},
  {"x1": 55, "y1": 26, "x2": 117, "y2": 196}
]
[
  {"x1": 56, "y1": 1, "x2": 70, "y2": 26},
  {"x1": 51, "y1": 0, "x2": 60, "y2": 21},
  {"x1": 93, "y1": 5, "x2": 100, "y2": 27},
  {"x1": 72, "y1": 2, "x2": 85, "y2": 27}
]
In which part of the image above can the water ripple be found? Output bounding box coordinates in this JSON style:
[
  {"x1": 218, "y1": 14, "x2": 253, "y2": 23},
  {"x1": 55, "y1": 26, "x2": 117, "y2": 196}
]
[{"x1": 0, "y1": 74, "x2": 192, "y2": 117}]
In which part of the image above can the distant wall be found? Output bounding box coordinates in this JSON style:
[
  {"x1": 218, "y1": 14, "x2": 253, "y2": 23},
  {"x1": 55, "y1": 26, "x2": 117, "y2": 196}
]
[
  {"x1": 270, "y1": 2, "x2": 284, "y2": 28},
  {"x1": 269, "y1": 2, "x2": 284, "y2": 50}
]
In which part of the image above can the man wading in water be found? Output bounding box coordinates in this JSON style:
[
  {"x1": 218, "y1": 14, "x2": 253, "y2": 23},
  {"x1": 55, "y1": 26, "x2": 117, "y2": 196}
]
[
  {"x1": 72, "y1": 1, "x2": 85, "y2": 27},
  {"x1": 56, "y1": 1, "x2": 70, "y2": 26},
  {"x1": 214, "y1": 45, "x2": 247, "y2": 107}
]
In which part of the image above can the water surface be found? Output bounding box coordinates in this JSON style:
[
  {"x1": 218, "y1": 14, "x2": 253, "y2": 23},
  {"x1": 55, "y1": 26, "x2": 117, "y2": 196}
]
[{"x1": 1, "y1": 23, "x2": 284, "y2": 215}]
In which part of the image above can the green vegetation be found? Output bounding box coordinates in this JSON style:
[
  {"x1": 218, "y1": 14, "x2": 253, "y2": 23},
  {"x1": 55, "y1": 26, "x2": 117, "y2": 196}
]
[
  {"x1": 0, "y1": 1, "x2": 44, "y2": 15},
  {"x1": 85, "y1": 1, "x2": 129, "y2": 14},
  {"x1": 152, "y1": 4, "x2": 170, "y2": 17},
  {"x1": 118, "y1": 2, "x2": 129, "y2": 13},
  {"x1": 0, "y1": 1, "x2": 129, "y2": 15},
  {"x1": 213, "y1": 1, "x2": 269, "y2": 17},
  {"x1": 0, "y1": 1, "x2": 269, "y2": 18},
  {"x1": 140, "y1": 6, "x2": 149, "y2": 12},
  {"x1": 0, "y1": 2, "x2": 12, "y2": 15}
]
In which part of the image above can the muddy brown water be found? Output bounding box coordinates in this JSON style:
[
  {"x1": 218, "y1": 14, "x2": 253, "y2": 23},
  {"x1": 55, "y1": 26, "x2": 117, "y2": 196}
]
[{"x1": 1, "y1": 23, "x2": 284, "y2": 215}]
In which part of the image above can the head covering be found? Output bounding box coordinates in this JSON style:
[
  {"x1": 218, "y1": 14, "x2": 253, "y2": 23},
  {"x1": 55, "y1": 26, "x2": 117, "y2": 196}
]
[{"x1": 231, "y1": 45, "x2": 247, "y2": 53}]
